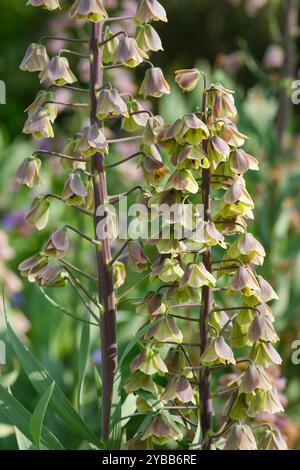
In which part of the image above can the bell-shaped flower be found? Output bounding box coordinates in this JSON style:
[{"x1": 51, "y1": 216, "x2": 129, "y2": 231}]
[
  {"x1": 246, "y1": 387, "x2": 283, "y2": 416},
  {"x1": 16, "y1": 157, "x2": 41, "y2": 188},
  {"x1": 122, "y1": 435, "x2": 150, "y2": 451},
  {"x1": 248, "y1": 314, "x2": 279, "y2": 343},
  {"x1": 20, "y1": 43, "x2": 49, "y2": 72},
  {"x1": 229, "y1": 266, "x2": 260, "y2": 297},
  {"x1": 124, "y1": 371, "x2": 160, "y2": 396},
  {"x1": 224, "y1": 423, "x2": 257, "y2": 450},
  {"x1": 114, "y1": 36, "x2": 148, "y2": 68},
  {"x1": 145, "y1": 315, "x2": 183, "y2": 344},
  {"x1": 62, "y1": 137, "x2": 86, "y2": 171},
  {"x1": 23, "y1": 107, "x2": 54, "y2": 139},
  {"x1": 70, "y1": 0, "x2": 108, "y2": 23},
  {"x1": 128, "y1": 241, "x2": 149, "y2": 272},
  {"x1": 26, "y1": 0, "x2": 60, "y2": 10},
  {"x1": 131, "y1": 348, "x2": 168, "y2": 376},
  {"x1": 136, "y1": 291, "x2": 166, "y2": 317},
  {"x1": 216, "y1": 119, "x2": 248, "y2": 147},
  {"x1": 239, "y1": 365, "x2": 272, "y2": 394},
  {"x1": 200, "y1": 336, "x2": 236, "y2": 366},
  {"x1": 141, "y1": 149, "x2": 169, "y2": 188},
  {"x1": 229, "y1": 149, "x2": 259, "y2": 174},
  {"x1": 174, "y1": 68, "x2": 201, "y2": 92},
  {"x1": 188, "y1": 220, "x2": 226, "y2": 249},
  {"x1": 226, "y1": 232, "x2": 265, "y2": 266},
  {"x1": 76, "y1": 124, "x2": 108, "y2": 157},
  {"x1": 250, "y1": 341, "x2": 282, "y2": 368},
  {"x1": 258, "y1": 429, "x2": 287, "y2": 450},
  {"x1": 18, "y1": 253, "x2": 48, "y2": 281},
  {"x1": 102, "y1": 28, "x2": 120, "y2": 64},
  {"x1": 136, "y1": 24, "x2": 163, "y2": 52},
  {"x1": 177, "y1": 114, "x2": 209, "y2": 145},
  {"x1": 144, "y1": 115, "x2": 165, "y2": 145},
  {"x1": 207, "y1": 135, "x2": 230, "y2": 162},
  {"x1": 161, "y1": 376, "x2": 195, "y2": 404},
  {"x1": 256, "y1": 275, "x2": 279, "y2": 302},
  {"x1": 135, "y1": 0, "x2": 167, "y2": 24},
  {"x1": 44, "y1": 228, "x2": 69, "y2": 259},
  {"x1": 207, "y1": 83, "x2": 237, "y2": 119},
  {"x1": 122, "y1": 98, "x2": 149, "y2": 132},
  {"x1": 139, "y1": 67, "x2": 170, "y2": 98},
  {"x1": 96, "y1": 88, "x2": 128, "y2": 119},
  {"x1": 164, "y1": 347, "x2": 193, "y2": 378},
  {"x1": 209, "y1": 310, "x2": 230, "y2": 335},
  {"x1": 61, "y1": 173, "x2": 87, "y2": 206},
  {"x1": 26, "y1": 197, "x2": 50, "y2": 230},
  {"x1": 34, "y1": 264, "x2": 68, "y2": 287},
  {"x1": 40, "y1": 56, "x2": 76, "y2": 86},
  {"x1": 142, "y1": 415, "x2": 182, "y2": 446},
  {"x1": 151, "y1": 256, "x2": 184, "y2": 283},
  {"x1": 175, "y1": 144, "x2": 210, "y2": 170},
  {"x1": 165, "y1": 169, "x2": 199, "y2": 194},
  {"x1": 180, "y1": 262, "x2": 216, "y2": 289},
  {"x1": 25, "y1": 90, "x2": 57, "y2": 124},
  {"x1": 113, "y1": 261, "x2": 126, "y2": 289}
]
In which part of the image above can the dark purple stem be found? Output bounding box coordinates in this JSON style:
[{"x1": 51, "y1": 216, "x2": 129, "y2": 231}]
[{"x1": 90, "y1": 23, "x2": 117, "y2": 444}]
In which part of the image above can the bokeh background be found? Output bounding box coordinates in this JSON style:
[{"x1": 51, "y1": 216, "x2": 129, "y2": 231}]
[{"x1": 1, "y1": 0, "x2": 300, "y2": 449}]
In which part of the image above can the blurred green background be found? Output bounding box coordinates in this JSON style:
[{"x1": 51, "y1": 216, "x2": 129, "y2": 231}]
[{"x1": 1, "y1": 0, "x2": 300, "y2": 449}]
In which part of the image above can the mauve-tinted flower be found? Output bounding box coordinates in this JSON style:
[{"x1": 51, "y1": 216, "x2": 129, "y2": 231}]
[
  {"x1": 139, "y1": 67, "x2": 170, "y2": 98},
  {"x1": 143, "y1": 115, "x2": 164, "y2": 145},
  {"x1": 70, "y1": 0, "x2": 108, "y2": 23},
  {"x1": 180, "y1": 262, "x2": 216, "y2": 289},
  {"x1": 76, "y1": 124, "x2": 109, "y2": 157},
  {"x1": 131, "y1": 348, "x2": 168, "y2": 376},
  {"x1": 34, "y1": 264, "x2": 68, "y2": 287},
  {"x1": 229, "y1": 148, "x2": 259, "y2": 174},
  {"x1": 20, "y1": 43, "x2": 49, "y2": 72},
  {"x1": 26, "y1": 197, "x2": 50, "y2": 230},
  {"x1": 16, "y1": 157, "x2": 41, "y2": 188},
  {"x1": 226, "y1": 232, "x2": 265, "y2": 266},
  {"x1": 39, "y1": 56, "x2": 77, "y2": 86},
  {"x1": 250, "y1": 341, "x2": 282, "y2": 368},
  {"x1": 122, "y1": 434, "x2": 151, "y2": 450},
  {"x1": 177, "y1": 114, "x2": 209, "y2": 145},
  {"x1": 161, "y1": 375, "x2": 195, "y2": 404},
  {"x1": 128, "y1": 241, "x2": 149, "y2": 272},
  {"x1": 258, "y1": 428, "x2": 287, "y2": 450},
  {"x1": 145, "y1": 315, "x2": 183, "y2": 343},
  {"x1": 44, "y1": 228, "x2": 69, "y2": 258},
  {"x1": 18, "y1": 253, "x2": 48, "y2": 280},
  {"x1": 61, "y1": 174, "x2": 87, "y2": 206},
  {"x1": 114, "y1": 36, "x2": 148, "y2": 68},
  {"x1": 175, "y1": 68, "x2": 201, "y2": 92},
  {"x1": 25, "y1": 90, "x2": 57, "y2": 124},
  {"x1": 122, "y1": 98, "x2": 149, "y2": 132},
  {"x1": 151, "y1": 256, "x2": 184, "y2": 283},
  {"x1": 136, "y1": 24, "x2": 163, "y2": 52},
  {"x1": 26, "y1": 0, "x2": 60, "y2": 10},
  {"x1": 224, "y1": 423, "x2": 257, "y2": 450},
  {"x1": 207, "y1": 135, "x2": 230, "y2": 162},
  {"x1": 263, "y1": 44, "x2": 284, "y2": 69},
  {"x1": 136, "y1": 291, "x2": 166, "y2": 317},
  {"x1": 200, "y1": 336, "x2": 236, "y2": 366},
  {"x1": 135, "y1": 0, "x2": 167, "y2": 24},
  {"x1": 23, "y1": 107, "x2": 54, "y2": 139},
  {"x1": 96, "y1": 88, "x2": 128, "y2": 119},
  {"x1": 141, "y1": 415, "x2": 182, "y2": 446},
  {"x1": 165, "y1": 169, "x2": 199, "y2": 194},
  {"x1": 207, "y1": 83, "x2": 237, "y2": 119}
]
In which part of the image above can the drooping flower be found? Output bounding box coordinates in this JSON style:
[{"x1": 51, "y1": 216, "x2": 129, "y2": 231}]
[
  {"x1": 16, "y1": 157, "x2": 41, "y2": 188},
  {"x1": 200, "y1": 336, "x2": 236, "y2": 366},
  {"x1": 70, "y1": 0, "x2": 108, "y2": 23},
  {"x1": 26, "y1": 0, "x2": 60, "y2": 10},
  {"x1": 206, "y1": 83, "x2": 237, "y2": 119},
  {"x1": 174, "y1": 68, "x2": 201, "y2": 92},
  {"x1": 26, "y1": 197, "x2": 50, "y2": 230},
  {"x1": 25, "y1": 90, "x2": 57, "y2": 124},
  {"x1": 96, "y1": 88, "x2": 128, "y2": 119},
  {"x1": 136, "y1": 24, "x2": 163, "y2": 52},
  {"x1": 141, "y1": 415, "x2": 182, "y2": 446},
  {"x1": 177, "y1": 114, "x2": 209, "y2": 145},
  {"x1": 131, "y1": 348, "x2": 168, "y2": 376},
  {"x1": 122, "y1": 98, "x2": 149, "y2": 132},
  {"x1": 102, "y1": 28, "x2": 120, "y2": 64},
  {"x1": 223, "y1": 423, "x2": 257, "y2": 450},
  {"x1": 34, "y1": 264, "x2": 68, "y2": 287},
  {"x1": 135, "y1": 0, "x2": 167, "y2": 24},
  {"x1": 145, "y1": 315, "x2": 183, "y2": 343},
  {"x1": 136, "y1": 291, "x2": 167, "y2": 317},
  {"x1": 39, "y1": 56, "x2": 77, "y2": 86},
  {"x1": 128, "y1": 241, "x2": 149, "y2": 272},
  {"x1": 161, "y1": 376, "x2": 195, "y2": 404},
  {"x1": 207, "y1": 135, "x2": 231, "y2": 163},
  {"x1": 114, "y1": 36, "x2": 148, "y2": 68},
  {"x1": 113, "y1": 261, "x2": 126, "y2": 289},
  {"x1": 258, "y1": 428, "x2": 287, "y2": 450},
  {"x1": 20, "y1": 43, "x2": 49, "y2": 72},
  {"x1": 44, "y1": 228, "x2": 69, "y2": 259},
  {"x1": 76, "y1": 124, "x2": 109, "y2": 157},
  {"x1": 165, "y1": 169, "x2": 199, "y2": 194},
  {"x1": 226, "y1": 232, "x2": 266, "y2": 266},
  {"x1": 180, "y1": 262, "x2": 216, "y2": 289},
  {"x1": 23, "y1": 107, "x2": 54, "y2": 139},
  {"x1": 151, "y1": 256, "x2": 184, "y2": 283},
  {"x1": 61, "y1": 174, "x2": 87, "y2": 206},
  {"x1": 139, "y1": 67, "x2": 170, "y2": 98},
  {"x1": 18, "y1": 253, "x2": 48, "y2": 281}
]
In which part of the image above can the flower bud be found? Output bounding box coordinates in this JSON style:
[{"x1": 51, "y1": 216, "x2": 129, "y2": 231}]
[
  {"x1": 26, "y1": 197, "x2": 50, "y2": 230},
  {"x1": 224, "y1": 423, "x2": 257, "y2": 450},
  {"x1": 175, "y1": 68, "x2": 201, "y2": 92},
  {"x1": 114, "y1": 36, "x2": 148, "y2": 68},
  {"x1": 76, "y1": 124, "x2": 108, "y2": 157},
  {"x1": 131, "y1": 348, "x2": 168, "y2": 376},
  {"x1": 177, "y1": 114, "x2": 209, "y2": 145},
  {"x1": 16, "y1": 157, "x2": 41, "y2": 188},
  {"x1": 136, "y1": 291, "x2": 166, "y2": 317},
  {"x1": 34, "y1": 264, "x2": 68, "y2": 287},
  {"x1": 227, "y1": 232, "x2": 265, "y2": 266},
  {"x1": 180, "y1": 262, "x2": 216, "y2": 289},
  {"x1": 128, "y1": 241, "x2": 149, "y2": 272},
  {"x1": 258, "y1": 429, "x2": 287, "y2": 450},
  {"x1": 26, "y1": 0, "x2": 60, "y2": 10},
  {"x1": 139, "y1": 67, "x2": 170, "y2": 98},
  {"x1": 23, "y1": 107, "x2": 54, "y2": 139},
  {"x1": 61, "y1": 174, "x2": 87, "y2": 206},
  {"x1": 207, "y1": 83, "x2": 237, "y2": 119},
  {"x1": 113, "y1": 261, "x2": 126, "y2": 289},
  {"x1": 20, "y1": 43, "x2": 49, "y2": 72},
  {"x1": 102, "y1": 29, "x2": 120, "y2": 64},
  {"x1": 96, "y1": 88, "x2": 128, "y2": 119},
  {"x1": 25, "y1": 91, "x2": 57, "y2": 124},
  {"x1": 18, "y1": 253, "x2": 48, "y2": 281},
  {"x1": 200, "y1": 336, "x2": 236, "y2": 366},
  {"x1": 145, "y1": 315, "x2": 183, "y2": 343},
  {"x1": 70, "y1": 0, "x2": 108, "y2": 23},
  {"x1": 44, "y1": 228, "x2": 69, "y2": 259},
  {"x1": 62, "y1": 137, "x2": 86, "y2": 170},
  {"x1": 161, "y1": 376, "x2": 195, "y2": 404},
  {"x1": 230, "y1": 149, "x2": 259, "y2": 174},
  {"x1": 135, "y1": 0, "x2": 167, "y2": 24},
  {"x1": 136, "y1": 24, "x2": 163, "y2": 52},
  {"x1": 39, "y1": 56, "x2": 76, "y2": 86}
]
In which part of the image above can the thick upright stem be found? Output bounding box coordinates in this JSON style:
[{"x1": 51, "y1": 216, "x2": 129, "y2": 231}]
[{"x1": 90, "y1": 23, "x2": 117, "y2": 443}]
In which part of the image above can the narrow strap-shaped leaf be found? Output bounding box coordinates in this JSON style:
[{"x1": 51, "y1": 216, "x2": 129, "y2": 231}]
[
  {"x1": 77, "y1": 322, "x2": 90, "y2": 414},
  {"x1": 0, "y1": 384, "x2": 63, "y2": 450},
  {"x1": 30, "y1": 382, "x2": 55, "y2": 449}
]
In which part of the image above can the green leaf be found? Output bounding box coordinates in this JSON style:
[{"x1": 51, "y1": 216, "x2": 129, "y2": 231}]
[
  {"x1": 15, "y1": 428, "x2": 34, "y2": 450},
  {"x1": 30, "y1": 382, "x2": 55, "y2": 449},
  {"x1": 0, "y1": 384, "x2": 63, "y2": 450},
  {"x1": 5, "y1": 319, "x2": 101, "y2": 447},
  {"x1": 77, "y1": 322, "x2": 90, "y2": 414}
]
